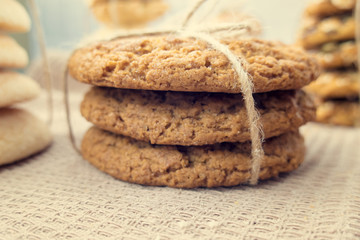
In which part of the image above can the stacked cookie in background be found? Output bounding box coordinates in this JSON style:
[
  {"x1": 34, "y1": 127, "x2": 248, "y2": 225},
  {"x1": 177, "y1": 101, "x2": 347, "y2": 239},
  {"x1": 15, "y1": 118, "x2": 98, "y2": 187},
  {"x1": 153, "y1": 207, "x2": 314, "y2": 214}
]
[
  {"x1": 0, "y1": 0, "x2": 52, "y2": 166},
  {"x1": 88, "y1": 0, "x2": 168, "y2": 29},
  {"x1": 298, "y1": 0, "x2": 359, "y2": 126},
  {"x1": 68, "y1": 37, "x2": 319, "y2": 188}
]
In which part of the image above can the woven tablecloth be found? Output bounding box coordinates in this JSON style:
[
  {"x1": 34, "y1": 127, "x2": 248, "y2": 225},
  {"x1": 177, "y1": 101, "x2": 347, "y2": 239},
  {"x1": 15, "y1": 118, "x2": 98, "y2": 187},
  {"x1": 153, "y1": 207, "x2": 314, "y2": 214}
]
[{"x1": 0, "y1": 90, "x2": 359, "y2": 240}]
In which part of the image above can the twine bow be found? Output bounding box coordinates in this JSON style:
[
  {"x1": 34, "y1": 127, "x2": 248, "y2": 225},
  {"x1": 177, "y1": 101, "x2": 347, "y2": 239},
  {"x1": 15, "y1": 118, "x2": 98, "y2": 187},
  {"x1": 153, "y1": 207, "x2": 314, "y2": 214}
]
[{"x1": 65, "y1": 0, "x2": 265, "y2": 185}]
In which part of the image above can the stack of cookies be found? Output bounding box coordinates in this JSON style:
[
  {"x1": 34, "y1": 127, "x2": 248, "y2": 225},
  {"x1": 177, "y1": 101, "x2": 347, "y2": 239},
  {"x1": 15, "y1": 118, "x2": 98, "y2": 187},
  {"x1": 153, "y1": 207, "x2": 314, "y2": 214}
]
[
  {"x1": 88, "y1": 0, "x2": 168, "y2": 29},
  {"x1": 0, "y1": 0, "x2": 52, "y2": 166},
  {"x1": 298, "y1": 0, "x2": 359, "y2": 126},
  {"x1": 68, "y1": 37, "x2": 319, "y2": 188}
]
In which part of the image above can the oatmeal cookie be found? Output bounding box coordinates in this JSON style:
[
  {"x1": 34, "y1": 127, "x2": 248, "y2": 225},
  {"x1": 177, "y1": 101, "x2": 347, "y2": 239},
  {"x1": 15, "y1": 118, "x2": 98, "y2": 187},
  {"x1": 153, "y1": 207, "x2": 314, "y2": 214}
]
[
  {"x1": 69, "y1": 37, "x2": 319, "y2": 93},
  {"x1": 81, "y1": 87, "x2": 315, "y2": 145},
  {"x1": 81, "y1": 127, "x2": 305, "y2": 188}
]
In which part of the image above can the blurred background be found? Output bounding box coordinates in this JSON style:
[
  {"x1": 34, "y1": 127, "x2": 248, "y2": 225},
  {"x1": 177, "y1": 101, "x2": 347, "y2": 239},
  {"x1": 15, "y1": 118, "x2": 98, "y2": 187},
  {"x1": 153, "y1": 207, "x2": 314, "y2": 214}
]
[{"x1": 14, "y1": 0, "x2": 308, "y2": 60}]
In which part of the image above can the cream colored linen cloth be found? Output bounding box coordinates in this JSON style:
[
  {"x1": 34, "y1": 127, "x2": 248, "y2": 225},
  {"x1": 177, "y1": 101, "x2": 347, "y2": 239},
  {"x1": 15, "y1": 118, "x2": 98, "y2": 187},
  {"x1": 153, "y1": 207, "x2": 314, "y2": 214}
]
[{"x1": 0, "y1": 90, "x2": 359, "y2": 240}]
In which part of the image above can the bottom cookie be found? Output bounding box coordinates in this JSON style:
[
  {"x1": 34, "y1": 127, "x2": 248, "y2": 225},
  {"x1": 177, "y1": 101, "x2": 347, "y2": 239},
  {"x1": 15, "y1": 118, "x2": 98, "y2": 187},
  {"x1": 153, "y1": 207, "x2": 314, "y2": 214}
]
[
  {"x1": 317, "y1": 100, "x2": 360, "y2": 126},
  {"x1": 81, "y1": 127, "x2": 305, "y2": 188}
]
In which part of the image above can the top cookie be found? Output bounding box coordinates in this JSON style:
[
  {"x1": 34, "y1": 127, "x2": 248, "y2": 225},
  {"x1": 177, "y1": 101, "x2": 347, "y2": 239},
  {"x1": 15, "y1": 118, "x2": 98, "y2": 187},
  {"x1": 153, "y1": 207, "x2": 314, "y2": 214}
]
[
  {"x1": 0, "y1": 0, "x2": 31, "y2": 32},
  {"x1": 68, "y1": 37, "x2": 319, "y2": 93},
  {"x1": 305, "y1": 0, "x2": 355, "y2": 17}
]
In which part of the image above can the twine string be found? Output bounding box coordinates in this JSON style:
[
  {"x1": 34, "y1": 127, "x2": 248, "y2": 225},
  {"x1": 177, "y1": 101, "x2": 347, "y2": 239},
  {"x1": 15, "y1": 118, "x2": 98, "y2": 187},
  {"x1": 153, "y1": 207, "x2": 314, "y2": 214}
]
[
  {"x1": 28, "y1": 0, "x2": 53, "y2": 126},
  {"x1": 64, "y1": 0, "x2": 264, "y2": 184},
  {"x1": 182, "y1": 0, "x2": 207, "y2": 28},
  {"x1": 79, "y1": 22, "x2": 256, "y2": 45},
  {"x1": 179, "y1": 30, "x2": 264, "y2": 185}
]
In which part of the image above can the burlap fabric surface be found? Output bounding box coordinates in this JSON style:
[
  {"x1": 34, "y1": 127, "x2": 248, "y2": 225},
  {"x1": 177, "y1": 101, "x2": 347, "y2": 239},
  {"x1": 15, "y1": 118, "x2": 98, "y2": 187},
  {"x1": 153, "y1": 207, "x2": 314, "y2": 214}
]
[{"x1": 0, "y1": 90, "x2": 359, "y2": 240}]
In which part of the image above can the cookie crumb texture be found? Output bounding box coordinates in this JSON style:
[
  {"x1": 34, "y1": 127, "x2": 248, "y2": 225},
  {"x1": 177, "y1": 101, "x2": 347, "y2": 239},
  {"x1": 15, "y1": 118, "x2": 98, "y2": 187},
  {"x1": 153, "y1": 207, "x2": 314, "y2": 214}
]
[
  {"x1": 81, "y1": 87, "x2": 315, "y2": 145},
  {"x1": 81, "y1": 127, "x2": 305, "y2": 188},
  {"x1": 68, "y1": 37, "x2": 319, "y2": 93}
]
